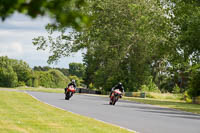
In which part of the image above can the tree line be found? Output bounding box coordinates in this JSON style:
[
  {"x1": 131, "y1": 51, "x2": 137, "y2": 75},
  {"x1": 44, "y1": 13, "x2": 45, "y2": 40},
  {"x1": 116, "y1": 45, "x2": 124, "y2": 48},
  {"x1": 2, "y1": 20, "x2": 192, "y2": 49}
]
[
  {"x1": 32, "y1": 0, "x2": 200, "y2": 98},
  {"x1": 0, "y1": 56, "x2": 85, "y2": 88},
  {"x1": 0, "y1": 0, "x2": 199, "y2": 98}
]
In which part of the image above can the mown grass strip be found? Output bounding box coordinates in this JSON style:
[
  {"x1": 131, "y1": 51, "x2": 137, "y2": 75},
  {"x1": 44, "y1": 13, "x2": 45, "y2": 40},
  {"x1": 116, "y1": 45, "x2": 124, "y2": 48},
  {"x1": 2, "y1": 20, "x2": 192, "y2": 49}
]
[
  {"x1": 0, "y1": 90, "x2": 134, "y2": 133},
  {"x1": 0, "y1": 87, "x2": 64, "y2": 93},
  {"x1": 122, "y1": 97, "x2": 200, "y2": 114}
]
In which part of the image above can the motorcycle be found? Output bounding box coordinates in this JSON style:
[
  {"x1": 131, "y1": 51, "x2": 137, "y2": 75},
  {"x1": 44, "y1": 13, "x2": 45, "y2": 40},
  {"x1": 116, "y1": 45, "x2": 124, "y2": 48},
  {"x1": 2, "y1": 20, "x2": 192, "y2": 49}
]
[
  {"x1": 109, "y1": 89, "x2": 122, "y2": 105},
  {"x1": 65, "y1": 85, "x2": 76, "y2": 100}
]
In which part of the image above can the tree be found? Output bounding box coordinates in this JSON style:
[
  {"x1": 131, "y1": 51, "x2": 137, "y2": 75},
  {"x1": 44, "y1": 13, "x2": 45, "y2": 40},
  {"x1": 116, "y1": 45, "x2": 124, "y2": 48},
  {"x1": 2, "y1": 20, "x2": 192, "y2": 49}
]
[
  {"x1": 54, "y1": 68, "x2": 69, "y2": 76},
  {"x1": 0, "y1": 56, "x2": 18, "y2": 87},
  {"x1": 0, "y1": 0, "x2": 90, "y2": 30},
  {"x1": 0, "y1": 66, "x2": 18, "y2": 87},
  {"x1": 188, "y1": 64, "x2": 200, "y2": 97},
  {"x1": 33, "y1": 0, "x2": 200, "y2": 94},
  {"x1": 161, "y1": 0, "x2": 200, "y2": 93},
  {"x1": 168, "y1": 0, "x2": 200, "y2": 60},
  {"x1": 33, "y1": 66, "x2": 69, "y2": 76},
  {"x1": 34, "y1": 0, "x2": 173, "y2": 91},
  {"x1": 69, "y1": 63, "x2": 85, "y2": 78},
  {"x1": 11, "y1": 59, "x2": 33, "y2": 86},
  {"x1": 35, "y1": 69, "x2": 70, "y2": 88}
]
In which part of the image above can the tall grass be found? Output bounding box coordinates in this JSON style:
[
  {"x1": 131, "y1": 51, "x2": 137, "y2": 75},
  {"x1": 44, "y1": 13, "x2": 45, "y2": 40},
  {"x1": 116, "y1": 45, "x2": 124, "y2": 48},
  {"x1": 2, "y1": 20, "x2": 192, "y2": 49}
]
[{"x1": 145, "y1": 92, "x2": 184, "y2": 101}]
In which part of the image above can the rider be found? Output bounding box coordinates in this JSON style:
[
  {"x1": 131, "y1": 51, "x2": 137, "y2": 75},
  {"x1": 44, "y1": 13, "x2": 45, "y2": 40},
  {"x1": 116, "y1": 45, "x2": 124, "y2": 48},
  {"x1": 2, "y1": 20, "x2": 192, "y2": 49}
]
[
  {"x1": 110, "y1": 82, "x2": 124, "y2": 98},
  {"x1": 65, "y1": 79, "x2": 77, "y2": 93}
]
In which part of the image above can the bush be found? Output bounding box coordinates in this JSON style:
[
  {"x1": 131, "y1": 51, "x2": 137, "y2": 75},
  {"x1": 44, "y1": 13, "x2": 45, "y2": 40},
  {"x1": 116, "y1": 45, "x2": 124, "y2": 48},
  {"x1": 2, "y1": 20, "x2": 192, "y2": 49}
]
[
  {"x1": 89, "y1": 83, "x2": 97, "y2": 90},
  {"x1": 140, "y1": 77, "x2": 160, "y2": 93},
  {"x1": 184, "y1": 91, "x2": 192, "y2": 103},
  {"x1": 140, "y1": 85, "x2": 149, "y2": 92},
  {"x1": 49, "y1": 69, "x2": 70, "y2": 88},
  {"x1": 172, "y1": 84, "x2": 181, "y2": 94},
  {"x1": 18, "y1": 81, "x2": 26, "y2": 87},
  {"x1": 36, "y1": 69, "x2": 70, "y2": 88}
]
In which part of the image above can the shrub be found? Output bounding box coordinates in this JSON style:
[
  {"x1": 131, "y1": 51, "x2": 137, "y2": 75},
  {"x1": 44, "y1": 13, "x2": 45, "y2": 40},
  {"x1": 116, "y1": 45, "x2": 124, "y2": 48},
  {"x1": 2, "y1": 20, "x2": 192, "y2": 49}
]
[
  {"x1": 140, "y1": 85, "x2": 149, "y2": 92},
  {"x1": 36, "y1": 69, "x2": 70, "y2": 88},
  {"x1": 172, "y1": 84, "x2": 181, "y2": 94},
  {"x1": 89, "y1": 83, "x2": 97, "y2": 90},
  {"x1": 140, "y1": 77, "x2": 160, "y2": 93},
  {"x1": 18, "y1": 81, "x2": 26, "y2": 87}
]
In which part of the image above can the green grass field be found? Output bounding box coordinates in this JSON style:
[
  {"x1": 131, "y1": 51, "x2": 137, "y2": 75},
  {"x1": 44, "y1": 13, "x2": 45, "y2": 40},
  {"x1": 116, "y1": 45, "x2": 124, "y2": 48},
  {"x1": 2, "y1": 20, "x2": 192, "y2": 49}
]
[
  {"x1": 122, "y1": 97, "x2": 200, "y2": 114},
  {"x1": 0, "y1": 90, "x2": 133, "y2": 133},
  {"x1": 0, "y1": 87, "x2": 64, "y2": 93}
]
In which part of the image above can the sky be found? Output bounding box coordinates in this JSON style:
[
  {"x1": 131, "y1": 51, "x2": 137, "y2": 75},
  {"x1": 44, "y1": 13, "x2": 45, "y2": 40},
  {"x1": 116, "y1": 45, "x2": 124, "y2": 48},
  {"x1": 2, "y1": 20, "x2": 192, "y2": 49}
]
[{"x1": 0, "y1": 13, "x2": 83, "y2": 68}]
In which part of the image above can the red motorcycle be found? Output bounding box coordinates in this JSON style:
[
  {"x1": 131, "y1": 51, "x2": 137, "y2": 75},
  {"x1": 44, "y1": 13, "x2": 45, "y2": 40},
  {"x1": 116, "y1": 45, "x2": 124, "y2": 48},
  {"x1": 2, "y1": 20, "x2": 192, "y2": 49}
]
[
  {"x1": 65, "y1": 85, "x2": 76, "y2": 100},
  {"x1": 109, "y1": 89, "x2": 122, "y2": 105}
]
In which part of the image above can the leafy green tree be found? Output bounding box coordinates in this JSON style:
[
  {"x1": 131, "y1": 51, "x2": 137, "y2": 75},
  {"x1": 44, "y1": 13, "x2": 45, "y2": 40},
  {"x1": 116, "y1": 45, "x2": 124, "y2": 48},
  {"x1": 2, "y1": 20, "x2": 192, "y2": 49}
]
[
  {"x1": 161, "y1": 0, "x2": 200, "y2": 93},
  {"x1": 69, "y1": 63, "x2": 85, "y2": 78},
  {"x1": 11, "y1": 59, "x2": 33, "y2": 86},
  {"x1": 188, "y1": 65, "x2": 200, "y2": 97},
  {"x1": 32, "y1": 73, "x2": 39, "y2": 87},
  {"x1": 0, "y1": 0, "x2": 90, "y2": 30},
  {"x1": 54, "y1": 67, "x2": 69, "y2": 76},
  {"x1": 168, "y1": 0, "x2": 200, "y2": 60},
  {"x1": 33, "y1": 0, "x2": 173, "y2": 91},
  {"x1": 49, "y1": 69, "x2": 70, "y2": 88},
  {"x1": 34, "y1": 66, "x2": 69, "y2": 76},
  {"x1": 80, "y1": 0, "x2": 173, "y2": 91},
  {"x1": 36, "y1": 69, "x2": 70, "y2": 88},
  {"x1": 32, "y1": 0, "x2": 200, "y2": 94},
  {"x1": 33, "y1": 66, "x2": 43, "y2": 71},
  {"x1": 0, "y1": 66, "x2": 18, "y2": 87},
  {"x1": 33, "y1": 66, "x2": 51, "y2": 71},
  {"x1": 0, "y1": 56, "x2": 18, "y2": 87}
]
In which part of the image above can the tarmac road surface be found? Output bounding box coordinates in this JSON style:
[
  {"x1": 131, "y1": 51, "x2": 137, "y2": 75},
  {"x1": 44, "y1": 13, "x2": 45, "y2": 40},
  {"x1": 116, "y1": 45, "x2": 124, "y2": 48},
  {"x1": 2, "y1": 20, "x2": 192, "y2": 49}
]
[{"x1": 27, "y1": 91, "x2": 200, "y2": 133}]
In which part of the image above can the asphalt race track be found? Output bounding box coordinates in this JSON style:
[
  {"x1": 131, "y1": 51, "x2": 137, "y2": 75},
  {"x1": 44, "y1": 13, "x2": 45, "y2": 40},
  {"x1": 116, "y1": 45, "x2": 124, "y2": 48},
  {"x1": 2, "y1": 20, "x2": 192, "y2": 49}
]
[{"x1": 27, "y1": 91, "x2": 200, "y2": 133}]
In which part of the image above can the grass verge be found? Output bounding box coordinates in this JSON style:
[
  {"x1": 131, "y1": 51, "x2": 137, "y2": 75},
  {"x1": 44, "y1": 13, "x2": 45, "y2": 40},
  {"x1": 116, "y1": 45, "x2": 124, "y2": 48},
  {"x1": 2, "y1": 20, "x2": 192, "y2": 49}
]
[
  {"x1": 0, "y1": 87, "x2": 64, "y2": 93},
  {"x1": 122, "y1": 97, "x2": 200, "y2": 114},
  {"x1": 0, "y1": 90, "x2": 133, "y2": 133}
]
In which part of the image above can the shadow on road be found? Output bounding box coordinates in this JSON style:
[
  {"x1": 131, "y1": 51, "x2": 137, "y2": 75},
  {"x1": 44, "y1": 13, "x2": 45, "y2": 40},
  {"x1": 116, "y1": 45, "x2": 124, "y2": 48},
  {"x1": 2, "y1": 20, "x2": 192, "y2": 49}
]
[
  {"x1": 116, "y1": 104, "x2": 200, "y2": 120},
  {"x1": 163, "y1": 114, "x2": 200, "y2": 120}
]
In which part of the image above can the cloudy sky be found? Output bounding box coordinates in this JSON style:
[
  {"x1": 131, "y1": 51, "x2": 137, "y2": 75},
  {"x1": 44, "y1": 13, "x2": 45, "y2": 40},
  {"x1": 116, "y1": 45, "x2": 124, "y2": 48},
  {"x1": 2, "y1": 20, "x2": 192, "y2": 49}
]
[{"x1": 0, "y1": 13, "x2": 83, "y2": 68}]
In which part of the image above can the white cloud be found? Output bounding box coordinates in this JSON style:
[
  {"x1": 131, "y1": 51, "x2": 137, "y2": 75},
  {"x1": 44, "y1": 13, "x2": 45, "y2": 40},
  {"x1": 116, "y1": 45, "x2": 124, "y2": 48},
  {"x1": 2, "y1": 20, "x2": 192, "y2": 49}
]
[
  {"x1": 0, "y1": 13, "x2": 84, "y2": 68},
  {"x1": 0, "y1": 42, "x2": 23, "y2": 57},
  {"x1": 11, "y1": 42, "x2": 23, "y2": 54}
]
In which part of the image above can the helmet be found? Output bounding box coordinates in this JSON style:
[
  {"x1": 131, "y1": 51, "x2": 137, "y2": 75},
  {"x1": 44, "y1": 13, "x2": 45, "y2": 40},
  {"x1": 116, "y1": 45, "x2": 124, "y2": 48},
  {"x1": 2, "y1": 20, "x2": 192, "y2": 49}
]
[
  {"x1": 118, "y1": 82, "x2": 122, "y2": 86},
  {"x1": 72, "y1": 80, "x2": 75, "y2": 83}
]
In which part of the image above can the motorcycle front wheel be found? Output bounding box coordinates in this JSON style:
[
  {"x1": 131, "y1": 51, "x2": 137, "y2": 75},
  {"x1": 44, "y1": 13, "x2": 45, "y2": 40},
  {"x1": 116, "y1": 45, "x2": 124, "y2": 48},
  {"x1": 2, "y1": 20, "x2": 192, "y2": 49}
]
[{"x1": 65, "y1": 92, "x2": 70, "y2": 100}]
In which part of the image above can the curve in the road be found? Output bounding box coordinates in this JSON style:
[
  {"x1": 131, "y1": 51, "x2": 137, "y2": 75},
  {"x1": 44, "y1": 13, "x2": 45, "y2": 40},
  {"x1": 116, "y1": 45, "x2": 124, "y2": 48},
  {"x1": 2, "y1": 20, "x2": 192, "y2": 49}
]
[{"x1": 27, "y1": 91, "x2": 200, "y2": 133}]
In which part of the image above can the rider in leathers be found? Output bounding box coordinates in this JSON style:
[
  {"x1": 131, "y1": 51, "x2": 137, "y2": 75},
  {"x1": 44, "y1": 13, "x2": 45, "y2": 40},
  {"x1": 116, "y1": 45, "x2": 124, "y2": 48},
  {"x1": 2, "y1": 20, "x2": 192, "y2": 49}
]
[
  {"x1": 65, "y1": 80, "x2": 76, "y2": 94},
  {"x1": 110, "y1": 82, "x2": 124, "y2": 98}
]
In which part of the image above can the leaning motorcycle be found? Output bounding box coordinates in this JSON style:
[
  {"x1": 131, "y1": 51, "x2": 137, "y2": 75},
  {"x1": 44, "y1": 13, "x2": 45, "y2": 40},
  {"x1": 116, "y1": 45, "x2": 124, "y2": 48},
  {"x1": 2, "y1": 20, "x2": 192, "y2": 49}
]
[
  {"x1": 109, "y1": 89, "x2": 122, "y2": 105},
  {"x1": 65, "y1": 85, "x2": 76, "y2": 100}
]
